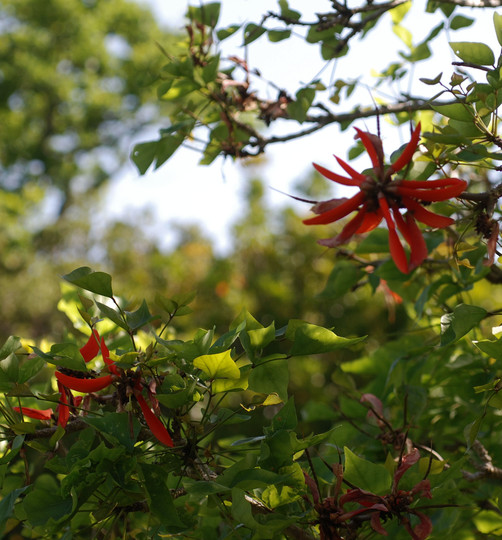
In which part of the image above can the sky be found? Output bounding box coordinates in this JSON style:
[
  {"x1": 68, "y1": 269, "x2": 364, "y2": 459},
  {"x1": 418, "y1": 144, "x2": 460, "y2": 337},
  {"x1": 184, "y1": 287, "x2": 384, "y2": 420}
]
[{"x1": 104, "y1": 1, "x2": 498, "y2": 254}]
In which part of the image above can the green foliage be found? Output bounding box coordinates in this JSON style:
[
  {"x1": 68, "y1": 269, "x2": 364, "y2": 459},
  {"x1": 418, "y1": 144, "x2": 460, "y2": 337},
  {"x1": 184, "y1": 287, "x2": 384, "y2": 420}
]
[{"x1": 4, "y1": 1, "x2": 502, "y2": 539}]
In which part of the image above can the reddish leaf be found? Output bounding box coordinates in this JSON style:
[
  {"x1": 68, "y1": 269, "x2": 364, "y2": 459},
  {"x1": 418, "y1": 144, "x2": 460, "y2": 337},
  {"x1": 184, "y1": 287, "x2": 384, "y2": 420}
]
[
  {"x1": 370, "y1": 511, "x2": 389, "y2": 536},
  {"x1": 304, "y1": 192, "x2": 365, "y2": 225}
]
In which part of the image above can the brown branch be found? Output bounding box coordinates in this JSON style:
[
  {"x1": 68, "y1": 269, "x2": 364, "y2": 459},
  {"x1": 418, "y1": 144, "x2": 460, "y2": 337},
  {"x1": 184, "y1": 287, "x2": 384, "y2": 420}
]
[
  {"x1": 437, "y1": 0, "x2": 502, "y2": 6},
  {"x1": 243, "y1": 98, "x2": 459, "y2": 155},
  {"x1": 463, "y1": 440, "x2": 502, "y2": 481}
]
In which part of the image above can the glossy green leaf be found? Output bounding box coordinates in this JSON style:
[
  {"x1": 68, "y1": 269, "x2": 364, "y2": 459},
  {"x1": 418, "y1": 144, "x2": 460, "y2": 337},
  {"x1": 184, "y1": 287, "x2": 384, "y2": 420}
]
[
  {"x1": 287, "y1": 320, "x2": 365, "y2": 355},
  {"x1": 141, "y1": 464, "x2": 185, "y2": 529},
  {"x1": 0, "y1": 486, "x2": 27, "y2": 534},
  {"x1": 32, "y1": 343, "x2": 87, "y2": 371},
  {"x1": 450, "y1": 15, "x2": 474, "y2": 30},
  {"x1": 432, "y1": 103, "x2": 473, "y2": 121},
  {"x1": 248, "y1": 357, "x2": 289, "y2": 401},
  {"x1": 84, "y1": 413, "x2": 141, "y2": 452},
  {"x1": 243, "y1": 23, "x2": 266, "y2": 45},
  {"x1": 194, "y1": 350, "x2": 240, "y2": 379},
  {"x1": 268, "y1": 29, "x2": 291, "y2": 42},
  {"x1": 0, "y1": 336, "x2": 21, "y2": 360},
  {"x1": 343, "y1": 447, "x2": 392, "y2": 494},
  {"x1": 318, "y1": 261, "x2": 364, "y2": 299},
  {"x1": 450, "y1": 41, "x2": 495, "y2": 66},
  {"x1": 187, "y1": 2, "x2": 220, "y2": 27},
  {"x1": 216, "y1": 24, "x2": 240, "y2": 41},
  {"x1": 441, "y1": 304, "x2": 487, "y2": 346},
  {"x1": 494, "y1": 12, "x2": 502, "y2": 46},
  {"x1": 63, "y1": 267, "x2": 113, "y2": 298}
]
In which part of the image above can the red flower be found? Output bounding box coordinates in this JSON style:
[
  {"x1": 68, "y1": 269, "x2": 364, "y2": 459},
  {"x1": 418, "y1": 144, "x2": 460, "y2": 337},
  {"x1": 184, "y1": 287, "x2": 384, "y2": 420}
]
[
  {"x1": 304, "y1": 123, "x2": 467, "y2": 273},
  {"x1": 13, "y1": 406, "x2": 53, "y2": 421},
  {"x1": 55, "y1": 331, "x2": 173, "y2": 447}
]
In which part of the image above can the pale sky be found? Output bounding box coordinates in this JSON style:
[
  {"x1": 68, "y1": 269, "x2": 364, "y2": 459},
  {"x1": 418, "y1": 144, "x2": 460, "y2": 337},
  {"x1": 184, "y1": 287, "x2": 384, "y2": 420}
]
[{"x1": 104, "y1": 1, "x2": 497, "y2": 253}]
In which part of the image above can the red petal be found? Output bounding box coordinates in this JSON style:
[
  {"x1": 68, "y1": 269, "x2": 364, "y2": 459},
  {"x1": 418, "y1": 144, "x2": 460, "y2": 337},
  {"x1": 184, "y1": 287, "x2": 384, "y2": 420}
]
[
  {"x1": 397, "y1": 178, "x2": 467, "y2": 201},
  {"x1": 412, "y1": 511, "x2": 434, "y2": 539},
  {"x1": 135, "y1": 391, "x2": 174, "y2": 447},
  {"x1": 318, "y1": 209, "x2": 367, "y2": 247},
  {"x1": 304, "y1": 192, "x2": 366, "y2": 225},
  {"x1": 394, "y1": 448, "x2": 421, "y2": 490},
  {"x1": 57, "y1": 382, "x2": 70, "y2": 428},
  {"x1": 303, "y1": 472, "x2": 320, "y2": 505},
  {"x1": 354, "y1": 128, "x2": 383, "y2": 171},
  {"x1": 401, "y1": 197, "x2": 454, "y2": 228},
  {"x1": 392, "y1": 210, "x2": 428, "y2": 269},
  {"x1": 404, "y1": 214, "x2": 428, "y2": 269},
  {"x1": 13, "y1": 406, "x2": 53, "y2": 421},
  {"x1": 360, "y1": 393, "x2": 384, "y2": 417},
  {"x1": 356, "y1": 209, "x2": 383, "y2": 233},
  {"x1": 80, "y1": 330, "x2": 100, "y2": 362},
  {"x1": 55, "y1": 371, "x2": 114, "y2": 393},
  {"x1": 334, "y1": 156, "x2": 366, "y2": 183},
  {"x1": 313, "y1": 162, "x2": 362, "y2": 187},
  {"x1": 379, "y1": 197, "x2": 409, "y2": 273},
  {"x1": 370, "y1": 511, "x2": 389, "y2": 536},
  {"x1": 389, "y1": 123, "x2": 421, "y2": 174},
  {"x1": 99, "y1": 337, "x2": 120, "y2": 376}
]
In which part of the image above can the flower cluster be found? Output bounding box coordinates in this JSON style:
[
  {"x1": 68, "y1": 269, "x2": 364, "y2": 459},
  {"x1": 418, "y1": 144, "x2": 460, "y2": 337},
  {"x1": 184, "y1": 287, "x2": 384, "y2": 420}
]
[
  {"x1": 304, "y1": 448, "x2": 432, "y2": 539},
  {"x1": 14, "y1": 330, "x2": 173, "y2": 447},
  {"x1": 303, "y1": 124, "x2": 467, "y2": 273}
]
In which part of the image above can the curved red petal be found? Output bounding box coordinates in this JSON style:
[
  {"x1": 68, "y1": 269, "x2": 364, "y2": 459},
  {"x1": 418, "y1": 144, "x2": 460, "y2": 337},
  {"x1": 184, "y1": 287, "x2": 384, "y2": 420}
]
[
  {"x1": 135, "y1": 392, "x2": 174, "y2": 447},
  {"x1": 404, "y1": 214, "x2": 428, "y2": 269},
  {"x1": 397, "y1": 184, "x2": 465, "y2": 201},
  {"x1": 55, "y1": 371, "x2": 114, "y2": 393},
  {"x1": 14, "y1": 406, "x2": 53, "y2": 421},
  {"x1": 57, "y1": 382, "x2": 70, "y2": 428},
  {"x1": 313, "y1": 162, "x2": 361, "y2": 186},
  {"x1": 80, "y1": 330, "x2": 101, "y2": 362},
  {"x1": 304, "y1": 192, "x2": 366, "y2": 225},
  {"x1": 334, "y1": 156, "x2": 366, "y2": 183},
  {"x1": 401, "y1": 197, "x2": 455, "y2": 228},
  {"x1": 356, "y1": 209, "x2": 383, "y2": 233},
  {"x1": 318, "y1": 209, "x2": 367, "y2": 247},
  {"x1": 354, "y1": 127, "x2": 382, "y2": 171},
  {"x1": 99, "y1": 338, "x2": 120, "y2": 376},
  {"x1": 370, "y1": 511, "x2": 389, "y2": 536},
  {"x1": 388, "y1": 123, "x2": 421, "y2": 174},
  {"x1": 379, "y1": 197, "x2": 409, "y2": 273}
]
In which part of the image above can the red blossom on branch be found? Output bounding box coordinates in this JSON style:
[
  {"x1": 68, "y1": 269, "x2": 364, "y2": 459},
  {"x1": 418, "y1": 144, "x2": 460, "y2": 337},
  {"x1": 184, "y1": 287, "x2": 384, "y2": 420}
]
[
  {"x1": 13, "y1": 406, "x2": 53, "y2": 421},
  {"x1": 303, "y1": 123, "x2": 467, "y2": 273},
  {"x1": 54, "y1": 331, "x2": 174, "y2": 447}
]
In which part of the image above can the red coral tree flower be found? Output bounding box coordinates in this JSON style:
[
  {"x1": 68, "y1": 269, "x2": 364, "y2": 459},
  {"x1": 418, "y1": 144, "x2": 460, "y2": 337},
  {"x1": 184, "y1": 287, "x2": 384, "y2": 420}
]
[
  {"x1": 303, "y1": 123, "x2": 467, "y2": 273},
  {"x1": 55, "y1": 330, "x2": 174, "y2": 447}
]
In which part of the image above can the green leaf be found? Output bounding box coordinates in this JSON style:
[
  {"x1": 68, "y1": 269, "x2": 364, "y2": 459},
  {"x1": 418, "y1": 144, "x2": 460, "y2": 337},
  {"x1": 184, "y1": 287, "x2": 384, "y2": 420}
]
[
  {"x1": 393, "y1": 24, "x2": 412, "y2": 48},
  {"x1": 494, "y1": 12, "x2": 502, "y2": 46},
  {"x1": 271, "y1": 398, "x2": 297, "y2": 431},
  {"x1": 141, "y1": 464, "x2": 185, "y2": 529},
  {"x1": 450, "y1": 41, "x2": 495, "y2": 66},
  {"x1": 24, "y1": 476, "x2": 75, "y2": 526},
  {"x1": 217, "y1": 24, "x2": 240, "y2": 41},
  {"x1": 420, "y1": 72, "x2": 442, "y2": 85},
  {"x1": 0, "y1": 486, "x2": 27, "y2": 534},
  {"x1": 63, "y1": 267, "x2": 113, "y2": 298},
  {"x1": 194, "y1": 350, "x2": 240, "y2": 379},
  {"x1": 440, "y1": 304, "x2": 487, "y2": 346},
  {"x1": 287, "y1": 320, "x2": 365, "y2": 355},
  {"x1": 343, "y1": 447, "x2": 392, "y2": 494},
  {"x1": 84, "y1": 413, "x2": 141, "y2": 452},
  {"x1": 450, "y1": 15, "x2": 474, "y2": 30},
  {"x1": 187, "y1": 2, "x2": 220, "y2": 27},
  {"x1": 95, "y1": 301, "x2": 128, "y2": 331},
  {"x1": 432, "y1": 102, "x2": 473, "y2": 121},
  {"x1": 33, "y1": 343, "x2": 87, "y2": 371},
  {"x1": 268, "y1": 29, "x2": 291, "y2": 42},
  {"x1": 125, "y1": 300, "x2": 154, "y2": 331},
  {"x1": 390, "y1": 1, "x2": 411, "y2": 24},
  {"x1": 0, "y1": 336, "x2": 21, "y2": 360},
  {"x1": 18, "y1": 356, "x2": 45, "y2": 384},
  {"x1": 248, "y1": 322, "x2": 276, "y2": 350},
  {"x1": 474, "y1": 337, "x2": 502, "y2": 359},
  {"x1": 248, "y1": 357, "x2": 289, "y2": 402},
  {"x1": 243, "y1": 23, "x2": 266, "y2": 45},
  {"x1": 318, "y1": 261, "x2": 364, "y2": 299}
]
